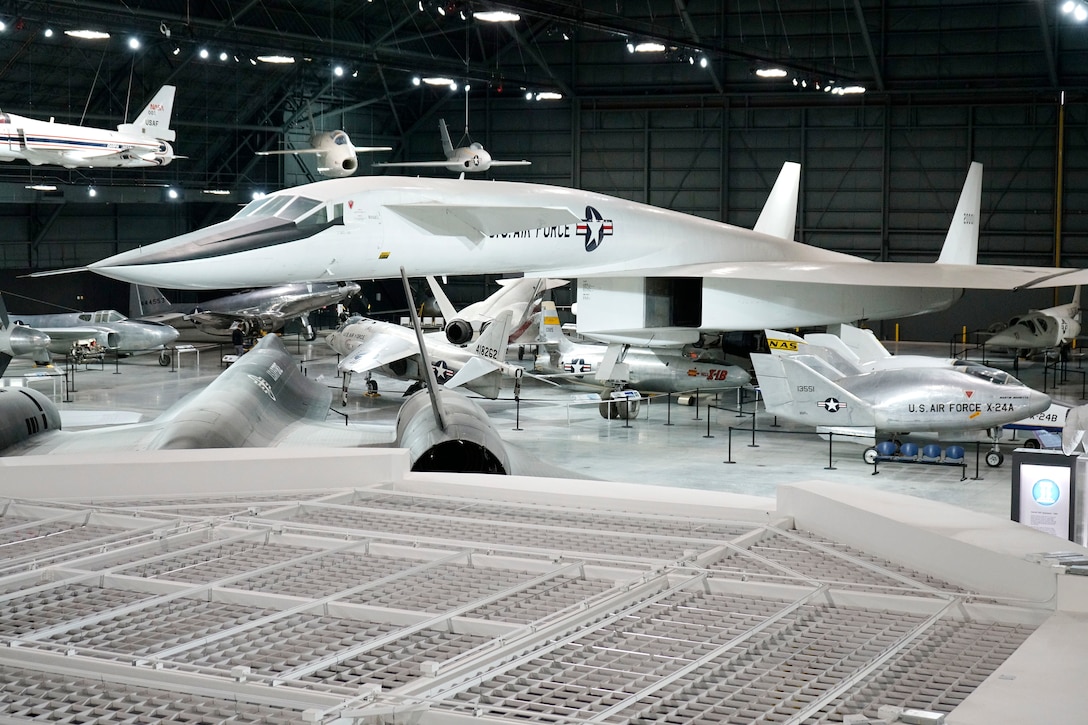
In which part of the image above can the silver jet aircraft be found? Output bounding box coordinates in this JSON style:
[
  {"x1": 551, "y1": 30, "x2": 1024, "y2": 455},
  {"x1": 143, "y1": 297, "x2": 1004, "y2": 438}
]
[
  {"x1": 10, "y1": 308, "x2": 179, "y2": 364},
  {"x1": 533, "y1": 300, "x2": 750, "y2": 398},
  {"x1": 130, "y1": 281, "x2": 360, "y2": 341},
  {"x1": 68, "y1": 162, "x2": 1088, "y2": 345},
  {"x1": 256, "y1": 129, "x2": 391, "y2": 178},
  {"x1": 752, "y1": 327, "x2": 1051, "y2": 466},
  {"x1": 0, "y1": 295, "x2": 50, "y2": 374}
]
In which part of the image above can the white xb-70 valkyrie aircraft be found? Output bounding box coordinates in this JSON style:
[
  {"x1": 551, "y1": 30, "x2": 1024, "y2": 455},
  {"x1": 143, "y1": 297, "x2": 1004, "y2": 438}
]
[
  {"x1": 67, "y1": 161, "x2": 1088, "y2": 342},
  {"x1": 0, "y1": 85, "x2": 178, "y2": 169}
]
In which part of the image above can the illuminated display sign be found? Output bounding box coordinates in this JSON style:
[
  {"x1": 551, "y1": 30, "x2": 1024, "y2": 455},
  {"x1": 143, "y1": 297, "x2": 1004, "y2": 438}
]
[{"x1": 1011, "y1": 451, "x2": 1077, "y2": 541}]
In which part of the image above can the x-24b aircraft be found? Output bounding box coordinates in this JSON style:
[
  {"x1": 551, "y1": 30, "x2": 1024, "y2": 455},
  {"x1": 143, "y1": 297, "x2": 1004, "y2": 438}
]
[
  {"x1": 751, "y1": 326, "x2": 1051, "y2": 467},
  {"x1": 0, "y1": 85, "x2": 178, "y2": 169}
]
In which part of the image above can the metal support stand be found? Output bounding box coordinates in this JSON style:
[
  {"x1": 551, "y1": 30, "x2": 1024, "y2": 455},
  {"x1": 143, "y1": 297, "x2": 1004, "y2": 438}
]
[
  {"x1": 622, "y1": 398, "x2": 633, "y2": 429},
  {"x1": 703, "y1": 403, "x2": 713, "y2": 438},
  {"x1": 725, "y1": 427, "x2": 735, "y2": 464},
  {"x1": 824, "y1": 433, "x2": 836, "y2": 470},
  {"x1": 513, "y1": 395, "x2": 523, "y2": 431},
  {"x1": 664, "y1": 392, "x2": 673, "y2": 426},
  {"x1": 971, "y1": 441, "x2": 983, "y2": 481},
  {"x1": 694, "y1": 388, "x2": 701, "y2": 420},
  {"x1": 749, "y1": 409, "x2": 758, "y2": 447},
  {"x1": 112, "y1": 352, "x2": 121, "y2": 375}
]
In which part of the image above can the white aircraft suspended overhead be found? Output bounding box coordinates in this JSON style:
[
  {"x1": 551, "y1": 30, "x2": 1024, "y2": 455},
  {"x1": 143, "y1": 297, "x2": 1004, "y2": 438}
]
[
  {"x1": 0, "y1": 85, "x2": 178, "y2": 169},
  {"x1": 256, "y1": 129, "x2": 391, "y2": 178},
  {"x1": 374, "y1": 119, "x2": 530, "y2": 173},
  {"x1": 58, "y1": 161, "x2": 1088, "y2": 342}
]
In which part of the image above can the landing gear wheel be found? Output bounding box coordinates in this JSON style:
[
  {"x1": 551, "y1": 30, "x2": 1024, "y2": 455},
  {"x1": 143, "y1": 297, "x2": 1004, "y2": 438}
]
[
  {"x1": 985, "y1": 451, "x2": 1004, "y2": 468},
  {"x1": 599, "y1": 400, "x2": 640, "y2": 420},
  {"x1": 304, "y1": 327, "x2": 317, "y2": 342},
  {"x1": 1024, "y1": 438, "x2": 1040, "y2": 449},
  {"x1": 340, "y1": 390, "x2": 348, "y2": 407},
  {"x1": 158, "y1": 351, "x2": 171, "y2": 367},
  {"x1": 364, "y1": 378, "x2": 379, "y2": 397},
  {"x1": 863, "y1": 447, "x2": 879, "y2": 465}
]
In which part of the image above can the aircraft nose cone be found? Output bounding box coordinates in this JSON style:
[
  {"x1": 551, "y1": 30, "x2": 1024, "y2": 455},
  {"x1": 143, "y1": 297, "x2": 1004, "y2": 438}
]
[
  {"x1": 731, "y1": 367, "x2": 752, "y2": 387},
  {"x1": 987, "y1": 327, "x2": 1024, "y2": 348},
  {"x1": 9, "y1": 327, "x2": 51, "y2": 356},
  {"x1": 1027, "y1": 388, "x2": 1052, "y2": 416}
]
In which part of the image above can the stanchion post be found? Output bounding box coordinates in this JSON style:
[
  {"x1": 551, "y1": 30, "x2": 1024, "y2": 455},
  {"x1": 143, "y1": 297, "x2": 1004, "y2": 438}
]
[
  {"x1": 972, "y1": 441, "x2": 983, "y2": 481},
  {"x1": 664, "y1": 392, "x2": 673, "y2": 426},
  {"x1": 694, "y1": 388, "x2": 701, "y2": 420},
  {"x1": 703, "y1": 403, "x2": 713, "y2": 438},
  {"x1": 824, "y1": 432, "x2": 836, "y2": 470},
  {"x1": 749, "y1": 408, "x2": 758, "y2": 447},
  {"x1": 725, "y1": 427, "x2": 735, "y2": 464}
]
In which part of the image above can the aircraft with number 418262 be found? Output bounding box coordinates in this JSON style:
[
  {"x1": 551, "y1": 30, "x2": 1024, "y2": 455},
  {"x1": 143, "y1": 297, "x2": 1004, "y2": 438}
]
[{"x1": 56, "y1": 162, "x2": 1088, "y2": 344}]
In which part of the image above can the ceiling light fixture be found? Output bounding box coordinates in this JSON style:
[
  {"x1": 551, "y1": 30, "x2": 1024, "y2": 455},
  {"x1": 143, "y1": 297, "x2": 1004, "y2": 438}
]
[
  {"x1": 756, "y1": 67, "x2": 788, "y2": 78},
  {"x1": 128, "y1": 37, "x2": 140, "y2": 50},
  {"x1": 43, "y1": 28, "x2": 54, "y2": 38},
  {"x1": 475, "y1": 11, "x2": 520, "y2": 22},
  {"x1": 422, "y1": 76, "x2": 455, "y2": 87},
  {"x1": 65, "y1": 29, "x2": 110, "y2": 40},
  {"x1": 26, "y1": 184, "x2": 57, "y2": 191},
  {"x1": 257, "y1": 54, "x2": 295, "y2": 64},
  {"x1": 633, "y1": 41, "x2": 666, "y2": 53},
  {"x1": 535, "y1": 91, "x2": 563, "y2": 101},
  {"x1": 202, "y1": 188, "x2": 231, "y2": 195}
]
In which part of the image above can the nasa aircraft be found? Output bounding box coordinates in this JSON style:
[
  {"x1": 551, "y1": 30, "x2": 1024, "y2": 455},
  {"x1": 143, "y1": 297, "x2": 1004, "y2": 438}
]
[
  {"x1": 374, "y1": 119, "x2": 530, "y2": 173},
  {"x1": 10, "y1": 308, "x2": 179, "y2": 364},
  {"x1": 751, "y1": 327, "x2": 1051, "y2": 466},
  {"x1": 65, "y1": 162, "x2": 1088, "y2": 343},
  {"x1": 256, "y1": 129, "x2": 391, "y2": 178},
  {"x1": 986, "y1": 286, "x2": 1081, "y2": 355},
  {"x1": 326, "y1": 308, "x2": 520, "y2": 404},
  {"x1": 533, "y1": 300, "x2": 750, "y2": 397},
  {"x1": 0, "y1": 295, "x2": 51, "y2": 374},
  {"x1": 0, "y1": 85, "x2": 178, "y2": 169},
  {"x1": 130, "y1": 281, "x2": 360, "y2": 341}
]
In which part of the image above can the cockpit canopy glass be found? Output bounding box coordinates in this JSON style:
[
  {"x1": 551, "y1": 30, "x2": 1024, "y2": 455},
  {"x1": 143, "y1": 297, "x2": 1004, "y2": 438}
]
[
  {"x1": 952, "y1": 360, "x2": 1022, "y2": 386},
  {"x1": 231, "y1": 194, "x2": 335, "y2": 227}
]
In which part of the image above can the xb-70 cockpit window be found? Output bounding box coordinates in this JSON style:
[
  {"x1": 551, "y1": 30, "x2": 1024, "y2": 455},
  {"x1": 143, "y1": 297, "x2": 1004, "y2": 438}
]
[
  {"x1": 953, "y1": 360, "x2": 1020, "y2": 386},
  {"x1": 231, "y1": 195, "x2": 328, "y2": 226}
]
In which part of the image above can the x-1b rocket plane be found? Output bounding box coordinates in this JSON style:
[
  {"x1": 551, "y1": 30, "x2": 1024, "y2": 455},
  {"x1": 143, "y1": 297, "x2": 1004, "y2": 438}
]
[{"x1": 63, "y1": 162, "x2": 1088, "y2": 342}]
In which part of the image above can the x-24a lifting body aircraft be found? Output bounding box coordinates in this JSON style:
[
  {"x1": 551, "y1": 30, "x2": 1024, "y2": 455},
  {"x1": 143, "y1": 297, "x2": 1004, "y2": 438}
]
[
  {"x1": 77, "y1": 162, "x2": 1088, "y2": 342},
  {"x1": 751, "y1": 325, "x2": 1052, "y2": 467},
  {"x1": 0, "y1": 85, "x2": 178, "y2": 169}
]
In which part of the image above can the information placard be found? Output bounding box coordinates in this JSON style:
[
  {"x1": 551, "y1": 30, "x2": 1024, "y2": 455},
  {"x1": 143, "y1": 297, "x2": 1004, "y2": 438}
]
[{"x1": 1012, "y1": 450, "x2": 1077, "y2": 541}]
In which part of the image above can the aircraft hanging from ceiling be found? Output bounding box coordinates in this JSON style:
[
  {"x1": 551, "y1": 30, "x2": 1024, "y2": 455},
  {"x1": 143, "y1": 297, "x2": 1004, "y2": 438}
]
[
  {"x1": 751, "y1": 327, "x2": 1052, "y2": 467},
  {"x1": 129, "y1": 281, "x2": 360, "y2": 341},
  {"x1": 985, "y1": 286, "x2": 1081, "y2": 355},
  {"x1": 0, "y1": 85, "x2": 179, "y2": 169},
  {"x1": 374, "y1": 119, "x2": 530, "y2": 173},
  {"x1": 256, "y1": 130, "x2": 391, "y2": 178},
  {"x1": 52, "y1": 162, "x2": 1088, "y2": 342},
  {"x1": 0, "y1": 295, "x2": 51, "y2": 375}
]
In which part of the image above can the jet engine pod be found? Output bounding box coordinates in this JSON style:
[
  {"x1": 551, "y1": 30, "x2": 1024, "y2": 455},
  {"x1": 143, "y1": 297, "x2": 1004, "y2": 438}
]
[
  {"x1": 0, "y1": 387, "x2": 61, "y2": 452},
  {"x1": 394, "y1": 388, "x2": 510, "y2": 474},
  {"x1": 444, "y1": 319, "x2": 474, "y2": 346}
]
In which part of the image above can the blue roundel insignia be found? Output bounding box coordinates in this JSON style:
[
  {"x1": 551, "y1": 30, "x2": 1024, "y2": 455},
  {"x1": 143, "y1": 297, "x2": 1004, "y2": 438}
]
[
  {"x1": 1031, "y1": 479, "x2": 1061, "y2": 507},
  {"x1": 576, "y1": 205, "x2": 613, "y2": 252}
]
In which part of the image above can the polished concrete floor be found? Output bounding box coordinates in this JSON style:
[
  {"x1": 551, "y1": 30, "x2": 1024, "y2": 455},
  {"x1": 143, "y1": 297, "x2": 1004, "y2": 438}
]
[{"x1": 5, "y1": 332, "x2": 1084, "y2": 522}]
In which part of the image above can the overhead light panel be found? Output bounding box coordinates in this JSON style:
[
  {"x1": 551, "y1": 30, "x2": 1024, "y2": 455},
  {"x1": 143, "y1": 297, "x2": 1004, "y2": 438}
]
[
  {"x1": 633, "y1": 41, "x2": 666, "y2": 53},
  {"x1": 535, "y1": 91, "x2": 563, "y2": 101},
  {"x1": 475, "y1": 11, "x2": 520, "y2": 22},
  {"x1": 257, "y1": 54, "x2": 295, "y2": 64},
  {"x1": 26, "y1": 184, "x2": 57, "y2": 191},
  {"x1": 422, "y1": 76, "x2": 455, "y2": 87},
  {"x1": 756, "y1": 67, "x2": 788, "y2": 78},
  {"x1": 128, "y1": 37, "x2": 141, "y2": 50},
  {"x1": 202, "y1": 188, "x2": 231, "y2": 196},
  {"x1": 65, "y1": 29, "x2": 110, "y2": 40}
]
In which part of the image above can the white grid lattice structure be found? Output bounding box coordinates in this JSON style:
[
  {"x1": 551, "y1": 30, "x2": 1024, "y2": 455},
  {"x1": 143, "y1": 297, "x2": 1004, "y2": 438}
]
[{"x1": 0, "y1": 487, "x2": 1049, "y2": 724}]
